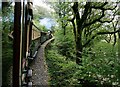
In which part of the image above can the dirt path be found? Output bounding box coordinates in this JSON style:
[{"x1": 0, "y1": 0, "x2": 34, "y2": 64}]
[{"x1": 31, "y1": 37, "x2": 54, "y2": 86}]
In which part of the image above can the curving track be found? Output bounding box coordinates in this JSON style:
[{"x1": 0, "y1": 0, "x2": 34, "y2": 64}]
[{"x1": 31, "y1": 37, "x2": 54, "y2": 86}]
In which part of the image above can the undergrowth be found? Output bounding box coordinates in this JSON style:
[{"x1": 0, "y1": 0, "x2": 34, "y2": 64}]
[
  {"x1": 45, "y1": 42, "x2": 120, "y2": 87},
  {"x1": 2, "y1": 32, "x2": 13, "y2": 86}
]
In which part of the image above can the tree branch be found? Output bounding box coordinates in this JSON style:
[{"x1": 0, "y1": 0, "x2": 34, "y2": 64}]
[
  {"x1": 83, "y1": 29, "x2": 119, "y2": 47},
  {"x1": 85, "y1": 24, "x2": 102, "y2": 39},
  {"x1": 72, "y1": 2, "x2": 91, "y2": 29},
  {"x1": 84, "y1": 2, "x2": 117, "y2": 27},
  {"x1": 91, "y1": 2, "x2": 108, "y2": 9},
  {"x1": 84, "y1": 9, "x2": 105, "y2": 27},
  {"x1": 91, "y1": 3, "x2": 117, "y2": 10},
  {"x1": 99, "y1": 9, "x2": 118, "y2": 23},
  {"x1": 99, "y1": 17, "x2": 114, "y2": 23},
  {"x1": 112, "y1": 20, "x2": 119, "y2": 46}
]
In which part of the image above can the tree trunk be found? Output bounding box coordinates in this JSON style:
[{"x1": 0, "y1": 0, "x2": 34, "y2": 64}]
[
  {"x1": 72, "y1": 2, "x2": 91, "y2": 65},
  {"x1": 72, "y1": 2, "x2": 83, "y2": 65},
  {"x1": 71, "y1": 18, "x2": 76, "y2": 42},
  {"x1": 112, "y1": 21, "x2": 118, "y2": 46},
  {"x1": 76, "y1": 35, "x2": 83, "y2": 65},
  {"x1": 118, "y1": 29, "x2": 120, "y2": 62},
  {"x1": 62, "y1": 22, "x2": 66, "y2": 35}
]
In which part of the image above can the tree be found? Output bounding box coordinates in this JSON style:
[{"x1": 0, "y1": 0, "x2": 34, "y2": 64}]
[
  {"x1": 49, "y1": 1, "x2": 119, "y2": 64},
  {"x1": 52, "y1": 1, "x2": 72, "y2": 35},
  {"x1": 72, "y1": 2, "x2": 119, "y2": 65}
]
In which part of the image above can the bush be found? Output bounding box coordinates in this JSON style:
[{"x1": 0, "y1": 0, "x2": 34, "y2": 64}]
[
  {"x1": 46, "y1": 44, "x2": 79, "y2": 86},
  {"x1": 54, "y1": 28, "x2": 76, "y2": 61},
  {"x1": 46, "y1": 41, "x2": 120, "y2": 87}
]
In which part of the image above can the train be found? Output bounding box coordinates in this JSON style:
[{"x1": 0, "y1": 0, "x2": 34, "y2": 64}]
[{"x1": 10, "y1": 1, "x2": 53, "y2": 87}]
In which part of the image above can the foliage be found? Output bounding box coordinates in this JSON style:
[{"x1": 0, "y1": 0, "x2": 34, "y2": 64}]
[
  {"x1": 2, "y1": 2, "x2": 13, "y2": 86},
  {"x1": 2, "y1": 40, "x2": 13, "y2": 86},
  {"x1": 2, "y1": 20, "x2": 13, "y2": 85},
  {"x1": 54, "y1": 25, "x2": 76, "y2": 60},
  {"x1": 80, "y1": 42, "x2": 119, "y2": 86},
  {"x1": 1, "y1": 1, "x2": 120, "y2": 86},
  {"x1": 2, "y1": 2, "x2": 13, "y2": 17},
  {"x1": 45, "y1": 44, "x2": 79, "y2": 86},
  {"x1": 46, "y1": 41, "x2": 120, "y2": 86},
  {"x1": 45, "y1": 2, "x2": 119, "y2": 86}
]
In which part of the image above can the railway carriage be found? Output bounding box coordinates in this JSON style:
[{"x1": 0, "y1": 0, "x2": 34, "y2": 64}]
[{"x1": 12, "y1": 1, "x2": 52, "y2": 87}]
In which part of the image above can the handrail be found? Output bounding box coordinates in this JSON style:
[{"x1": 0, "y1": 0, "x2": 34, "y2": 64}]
[
  {"x1": 32, "y1": 22, "x2": 48, "y2": 34},
  {"x1": 32, "y1": 23, "x2": 41, "y2": 31}
]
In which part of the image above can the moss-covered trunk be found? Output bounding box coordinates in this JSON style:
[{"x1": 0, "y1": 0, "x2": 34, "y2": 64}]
[
  {"x1": 72, "y1": 2, "x2": 91, "y2": 65},
  {"x1": 72, "y1": 2, "x2": 83, "y2": 65}
]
